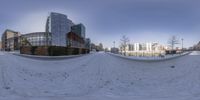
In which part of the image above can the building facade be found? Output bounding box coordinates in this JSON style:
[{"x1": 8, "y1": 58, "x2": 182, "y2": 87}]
[
  {"x1": 122, "y1": 42, "x2": 166, "y2": 56},
  {"x1": 111, "y1": 47, "x2": 119, "y2": 54},
  {"x1": 20, "y1": 32, "x2": 50, "y2": 46},
  {"x1": 193, "y1": 41, "x2": 200, "y2": 50},
  {"x1": 85, "y1": 38, "x2": 91, "y2": 49},
  {"x1": 71, "y1": 24, "x2": 85, "y2": 38},
  {"x1": 46, "y1": 12, "x2": 74, "y2": 46},
  {"x1": 133, "y1": 43, "x2": 141, "y2": 51},
  {"x1": 126, "y1": 42, "x2": 165, "y2": 52},
  {"x1": 67, "y1": 32, "x2": 85, "y2": 48},
  {"x1": 0, "y1": 41, "x2": 2, "y2": 50},
  {"x1": 1, "y1": 29, "x2": 20, "y2": 51},
  {"x1": 2, "y1": 12, "x2": 90, "y2": 54}
]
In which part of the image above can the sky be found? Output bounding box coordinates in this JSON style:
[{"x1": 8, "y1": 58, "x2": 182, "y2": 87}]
[{"x1": 0, "y1": 0, "x2": 200, "y2": 48}]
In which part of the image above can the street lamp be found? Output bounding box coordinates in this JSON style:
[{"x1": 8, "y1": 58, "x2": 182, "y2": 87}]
[{"x1": 181, "y1": 38, "x2": 184, "y2": 52}]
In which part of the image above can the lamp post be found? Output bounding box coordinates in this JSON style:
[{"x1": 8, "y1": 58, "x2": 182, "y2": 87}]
[{"x1": 181, "y1": 38, "x2": 184, "y2": 52}]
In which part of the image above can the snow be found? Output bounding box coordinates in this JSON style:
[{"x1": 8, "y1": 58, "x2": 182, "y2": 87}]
[
  {"x1": 0, "y1": 51, "x2": 200, "y2": 100},
  {"x1": 189, "y1": 51, "x2": 200, "y2": 55}
]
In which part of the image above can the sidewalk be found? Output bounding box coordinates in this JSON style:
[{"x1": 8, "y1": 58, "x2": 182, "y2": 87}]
[{"x1": 12, "y1": 52, "x2": 90, "y2": 60}]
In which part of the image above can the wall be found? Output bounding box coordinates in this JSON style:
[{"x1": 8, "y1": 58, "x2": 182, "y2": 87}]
[
  {"x1": 0, "y1": 41, "x2": 2, "y2": 50},
  {"x1": 20, "y1": 46, "x2": 89, "y2": 56}
]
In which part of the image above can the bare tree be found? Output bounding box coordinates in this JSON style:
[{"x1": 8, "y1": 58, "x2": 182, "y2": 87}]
[
  {"x1": 99, "y1": 43, "x2": 103, "y2": 51},
  {"x1": 168, "y1": 36, "x2": 179, "y2": 50},
  {"x1": 120, "y1": 35, "x2": 130, "y2": 55}
]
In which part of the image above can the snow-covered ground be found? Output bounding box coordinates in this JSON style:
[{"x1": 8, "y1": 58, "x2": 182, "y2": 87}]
[
  {"x1": 189, "y1": 51, "x2": 200, "y2": 55},
  {"x1": 0, "y1": 51, "x2": 200, "y2": 100}
]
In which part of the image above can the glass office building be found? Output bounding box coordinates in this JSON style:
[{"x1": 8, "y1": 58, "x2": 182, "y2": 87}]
[
  {"x1": 46, "y1": 12, "x2": 74, "y2": 46},
  {"x1": 21, "y1": 32, "x2": 50, "y2": 46},
  {"x1": 71, "y1": 24, "x2": 86, "y2": 38}
]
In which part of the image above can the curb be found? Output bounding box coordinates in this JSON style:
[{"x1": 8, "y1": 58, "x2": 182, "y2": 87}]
[
  {"x1": 12, "y1": 53, "x2": 90, "y2": 60},
  {"x1": 108, "y1": 52, "x2": 191, "y2": 62}
]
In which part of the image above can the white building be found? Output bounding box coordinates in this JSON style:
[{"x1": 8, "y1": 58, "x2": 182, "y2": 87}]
[
  {"x1": 123, "y1": 42, "x2": 166, "y2": 56},
  {"x1": 134, "y1": 43, "x2": 140, "y2": 51},
  {"x1": 146, "y1": 42, "x2": 152, "y2": 51}
]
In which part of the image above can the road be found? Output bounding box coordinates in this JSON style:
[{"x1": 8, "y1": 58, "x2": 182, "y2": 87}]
[{"x1": 0, "y1": 51, "x2": 200, "y2": 100}]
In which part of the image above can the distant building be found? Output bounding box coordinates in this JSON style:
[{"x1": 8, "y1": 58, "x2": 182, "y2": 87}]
[
  {"x1": 141, "y1": 43, "x2": 147, "y2": 51},
  {"x1": 193, "y1": 41, "x2": 200, "y2": 50},
  {"x1": 123, "y1": 42, "x2": 166, "y2": 56},
  {"x1": 71, "y1": 24, "x2": 85, "y2": 38},
  {"x1": 146, "y1": 42, "x2": 152, "y2": 51},
  {"x1": 1, "y1": 29, "x2": 20, "y2": 51},
  {"x1": 85, "y1": 38, "x2": 91, "y2": 49},
  {"x1": 111, "y1": 47, "x2": 119, "y2": 54},
  {"x1": 90, "y1": 43, "x2": 103, "y2": 51},
  {"x1": 46, "y1": 12, "x2": 74, "y2": 46},
  {"x1": 134, "y1": 43, "x2": 141, "y2": 51},
  {"x1": 90, "y1": 43, "x2": 96, "y2": 51},
  {"x1": 20, "y1": 32, "x2": 50, "y2": 46},
  {"x1": 127, "y1": 44, "x2": 134, "y2": 51}
]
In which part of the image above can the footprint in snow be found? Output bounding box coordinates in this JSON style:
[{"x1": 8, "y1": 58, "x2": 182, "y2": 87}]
[
  {"x1": 130, "y1": 82, "x2": 134, "y2": 85},
  {"x1": 170, "y1": 66, "x2": 175, "y2": 68},
  {"x1": 4, "y1": 86, "x2": 11, "y2": 90}
]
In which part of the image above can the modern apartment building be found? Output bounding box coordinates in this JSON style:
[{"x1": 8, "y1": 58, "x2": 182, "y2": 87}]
[
  {"x1": 126, "y1": 42, "x2": 166, "y2": 52},
  {"x1": 71, "y1": 24, "x2": 86, "y2": 38},
  {"x1": 67, "y1": 32, "x2": 85, "y2": 48},
  {"x1": 46, "y1": 12, "x2": 74, "y2": 46},
  {"x1": 120, "y1": 42, "x2": 167, "y2": 56},
  {"x1": 1, "y1": 29, "x2": 20, "y2": 51},
  {"x1": 134, "y1": 43, "x2": 141, "y2": 51}
]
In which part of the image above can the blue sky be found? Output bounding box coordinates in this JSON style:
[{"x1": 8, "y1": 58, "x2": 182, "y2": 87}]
[{"x1": 0, "y1": 0, "x2": 200, "y2": 48}]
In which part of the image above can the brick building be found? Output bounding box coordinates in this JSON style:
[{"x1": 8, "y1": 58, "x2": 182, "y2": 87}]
[{"x1": 1, "y1": 29, "x2": 20, "y2": 51}]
